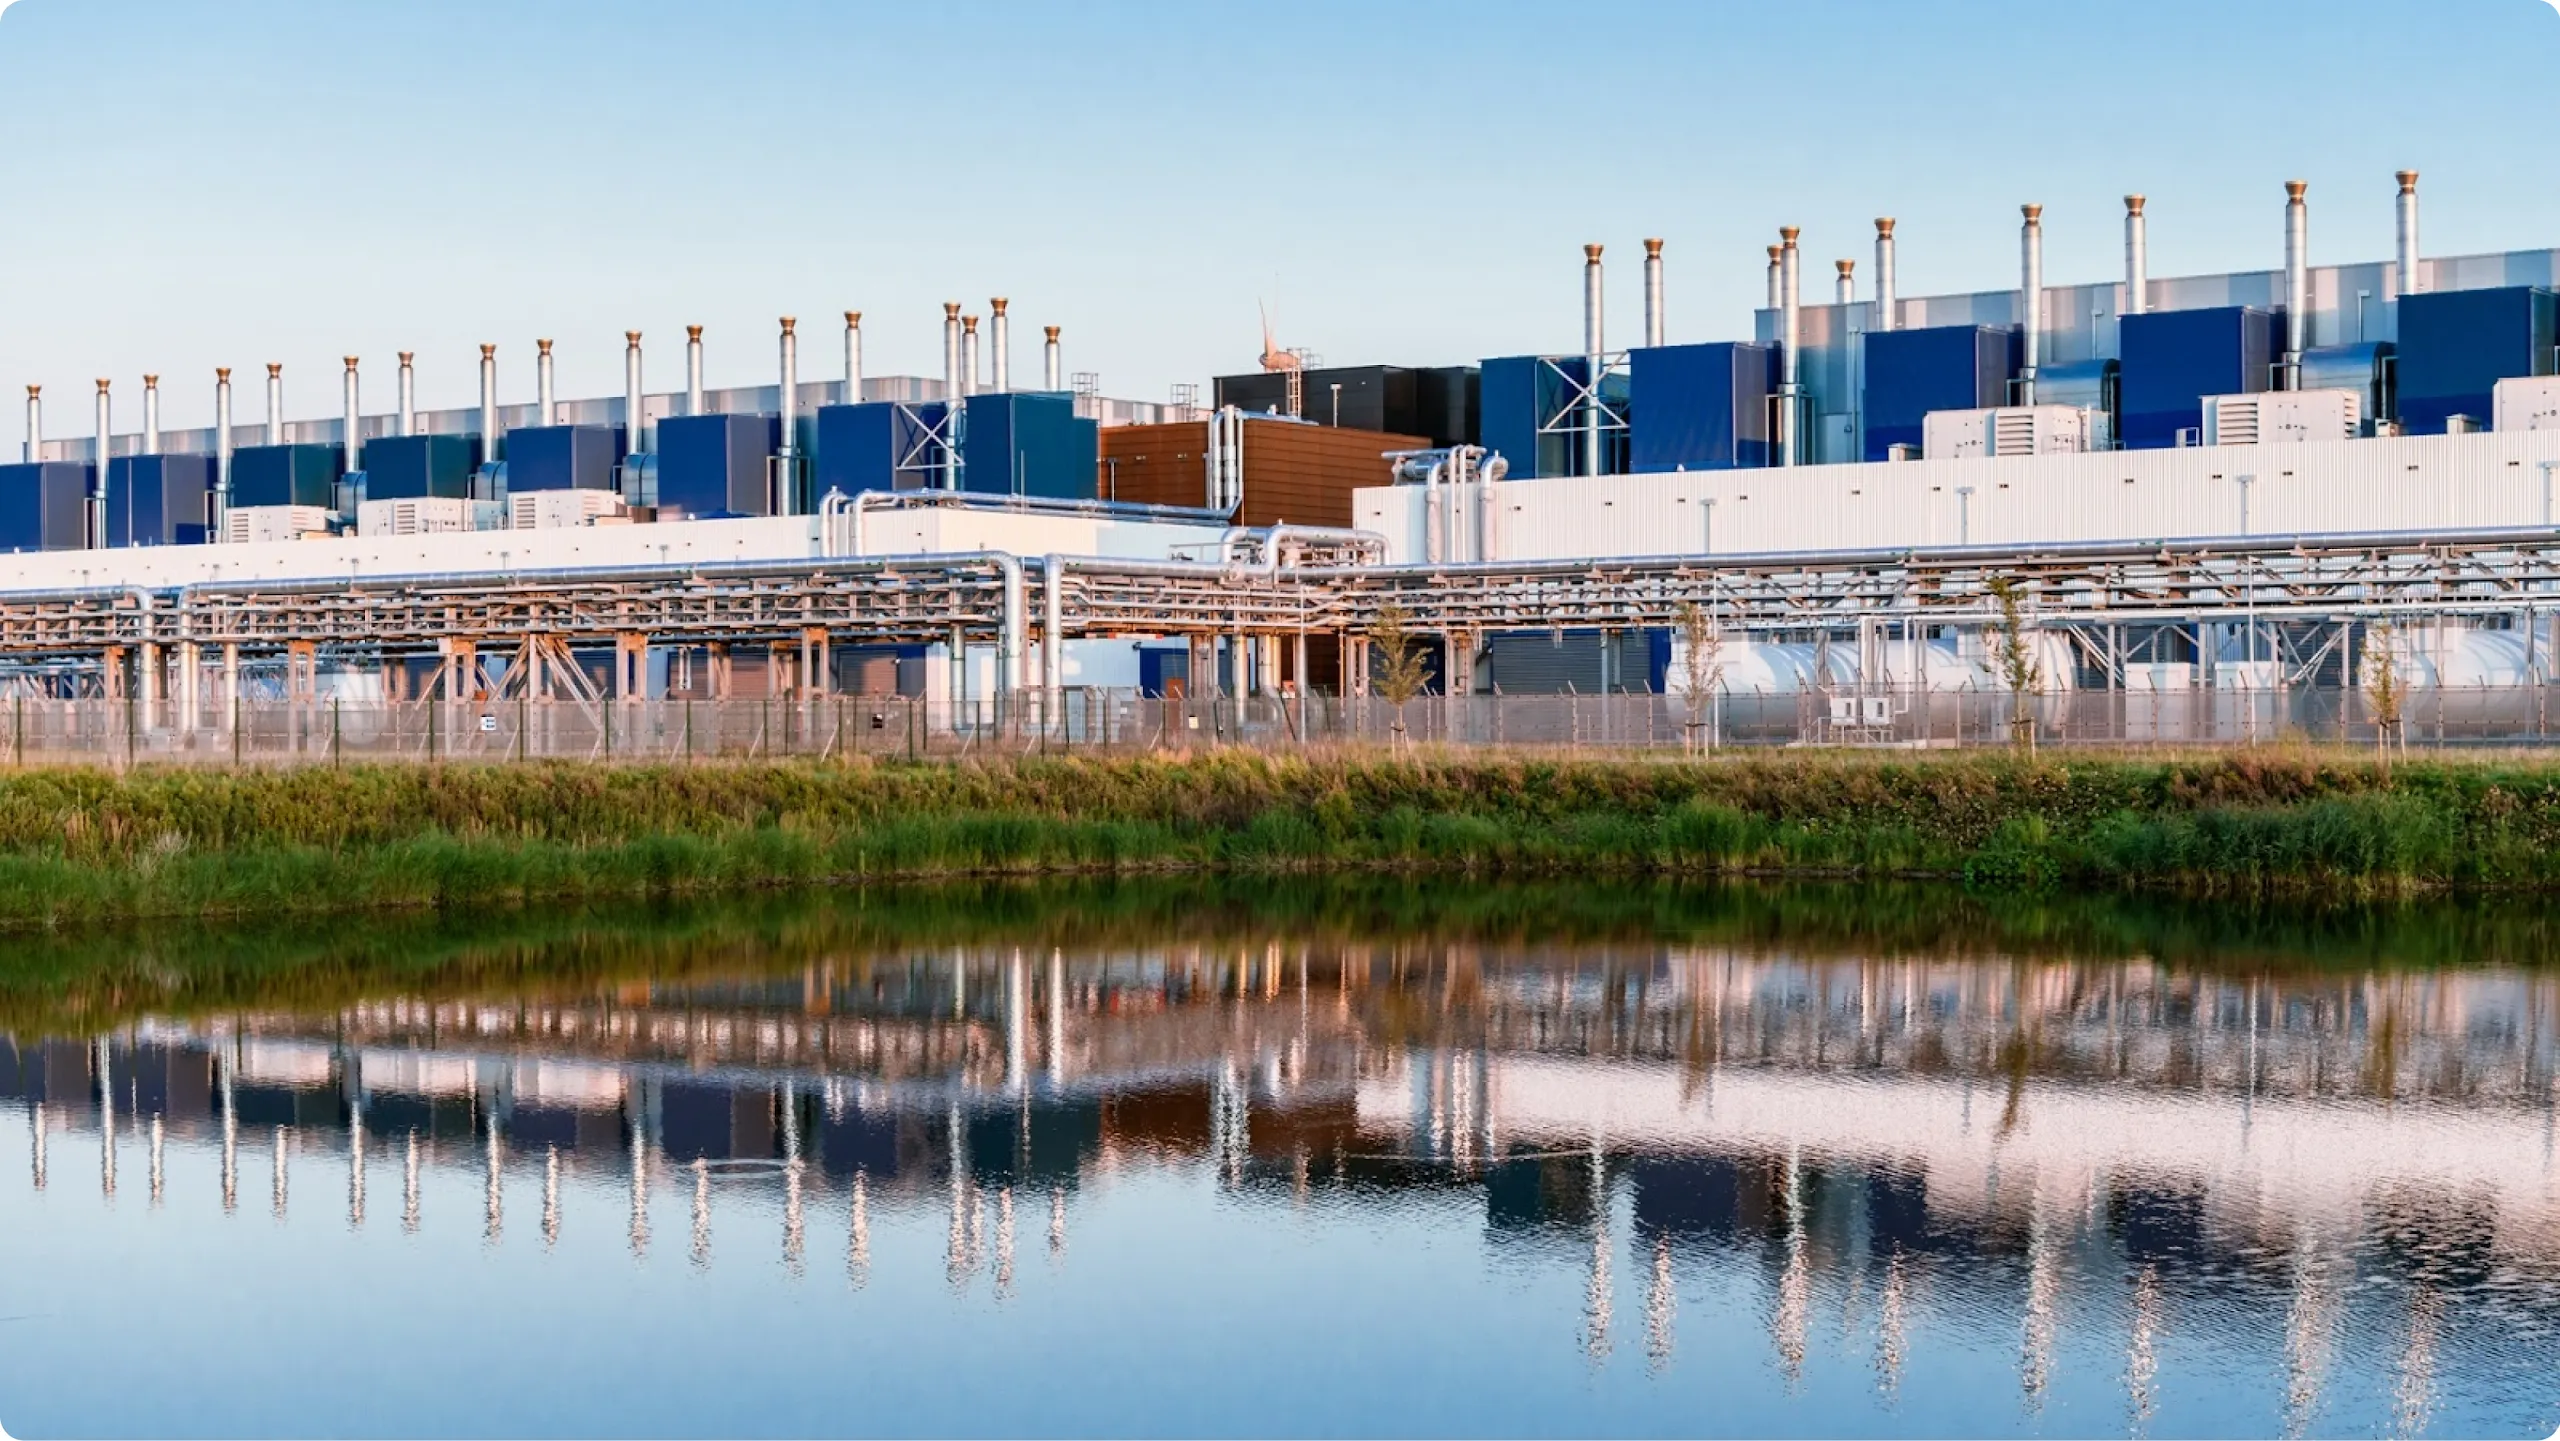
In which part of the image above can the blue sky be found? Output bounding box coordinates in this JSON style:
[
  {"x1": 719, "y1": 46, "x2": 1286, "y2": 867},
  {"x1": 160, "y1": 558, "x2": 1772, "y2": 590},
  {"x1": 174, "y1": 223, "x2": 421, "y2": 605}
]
[{"x1": 2, "y1": 0, "x2": 2556, "y2": 430}]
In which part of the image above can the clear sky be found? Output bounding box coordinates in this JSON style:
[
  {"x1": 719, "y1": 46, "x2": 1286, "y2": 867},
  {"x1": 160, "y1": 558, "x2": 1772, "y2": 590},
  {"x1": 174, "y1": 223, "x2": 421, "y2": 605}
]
[{"x1": 3, "y1": 0, "x2": 2557, "y2": 432}]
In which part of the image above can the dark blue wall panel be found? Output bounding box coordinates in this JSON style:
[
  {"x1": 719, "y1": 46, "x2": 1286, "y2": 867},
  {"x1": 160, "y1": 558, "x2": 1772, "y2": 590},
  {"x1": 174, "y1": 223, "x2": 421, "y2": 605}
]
[
  {"x1": 0, "y1": 462, "x2": 91, "y2": 551},
  {"x1": 2118, "y1": 307, "x2": 2277, "y2": 450},
  {"x1": 1629, "y1": 342, "x2": 1773, "y2": 471},
  {"x1": 105, "y1": 454, "x2": 216, "y2": 547},
  {"x1": 962, "y1": 392, "x2": 1096, "y2": 500},
  {"x1": 656, "y1": 414, "x2": 778, "y2": 517},
  {"x1": 1860, "y1": 326, "x2": 2017, "y2": 460},
  {"x1": 2396, "y1": 286, "x2": 2556, "y2": 434},
  {"x1": 361, "y1": 434, "x2": 480, "y2": 501},
  {"x1": 229, "y1": 444, "x2": 342, "y2": 508},
  {"x1": 503, "y1": 425, "x2": 622, "y2": 493}
]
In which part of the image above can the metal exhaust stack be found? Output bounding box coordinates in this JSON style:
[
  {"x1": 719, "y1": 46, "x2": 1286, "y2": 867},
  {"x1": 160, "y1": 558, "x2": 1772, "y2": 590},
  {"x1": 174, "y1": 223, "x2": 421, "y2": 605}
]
[
  {"x1": 264, "y1": 364, "x2": 283, "y2": 445},
  {"x1": 685, "y1": 326, "x2": 705, "y2": 416},
  {"x1": 2019, "y1": 205, "x2": 2043, "y2": 405},
  {"x1": 397, "y1": 352, "x2": 416, "y2": 436},
  {"x1": 92, "y1": 380, "x2": 109, "y2": 546},
  {"x1": 2396, "y1": 170, "x2": 2421, "y2": 298},
  {"x1": 1779, "y1": 227, "x2": 1801, "y2": 467},
  {"x1": 1043, "y1": 326, "x2": 1061, "y2": 391},
  {"x1": 2123, "y1": 196, "x2": 2148, "y2": 317},
  {"x1": 143, "y1": 374, "x2": 160, "y2": 455},
  {"x1": 941, "y1": 304, "x2": 961, "y2": 404},
  {"x1": 1766, "y1": 245, "x2": 1782, "y2": 313},
  {"x1": 990, "y1": 298, "x2": 1010, "y2": 392},
  {"x1": 623, "y1": 332, "x2": 644, "y2": 459},
  {"x1": 961, "y1": 315, "x2": 980, "y2": 399},
  {"x1": 478, "y1": 346, "x2": 498, "y2": 461},
  {"x1": 1581, "y1": 244, "x2": 1605, "y2": 478},
  {"x1": 213, "y1": 370, "x2": 232, "y2": 522},
  {"x1": 22, "y1": 385, "x2": 37, "y2": 464},
  {"x1": 2283, "y1": 180, "x2": 2309, "y2": 388},
  {"x1": 777, "y1": 317, "x2": 798, "y2": 515},
  {"x1": 536, "y1": 339, "x2": 556, "y2": 425},
  {"x1": 341, "y1": 357, "x2": 359, "y2": 471},
  {"x1": 1835, "y1": 258, "x2": 1855, "y2": 306},
  {"x1": 1874, "y1": 220, "x2": 1897, "y2": 333},
  {"x1": 1642, "y1": 239, "x2": 1664, "y2": 349},
  {"x1": 843, "y1": 312, "x2": 862, "y2": 405}
]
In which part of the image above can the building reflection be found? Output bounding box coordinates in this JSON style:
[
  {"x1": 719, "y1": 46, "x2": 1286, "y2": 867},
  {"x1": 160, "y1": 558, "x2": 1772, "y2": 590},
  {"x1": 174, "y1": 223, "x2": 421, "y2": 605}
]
[{"x1": 7, "y1": 943, "x2": 2558, "y2": 1419}]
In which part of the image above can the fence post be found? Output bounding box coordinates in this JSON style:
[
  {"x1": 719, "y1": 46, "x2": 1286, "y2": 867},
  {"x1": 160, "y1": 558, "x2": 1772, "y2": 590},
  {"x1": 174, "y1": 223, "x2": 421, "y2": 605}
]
[
  {"x1": 684, "y1": 698, "x2": 694, "y2": 762},
  {"x1": 10, "y1": 695, "x2": 18, "y2": 769},
  {"x1": 518, "y1": 692, "x2": 528, "y2": 762},
  {"x1": 233, "y1": 694, "x2": 242, "y2": 767},
  {"x1": 427, "y1": 693, "x2": 438, "y2": 763}
]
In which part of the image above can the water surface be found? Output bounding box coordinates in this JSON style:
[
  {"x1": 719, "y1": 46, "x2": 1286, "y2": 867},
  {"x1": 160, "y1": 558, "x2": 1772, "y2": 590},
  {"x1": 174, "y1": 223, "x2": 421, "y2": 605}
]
[{"x1": 2, "y1": 881, "x2": 2556, "y2": 1438}]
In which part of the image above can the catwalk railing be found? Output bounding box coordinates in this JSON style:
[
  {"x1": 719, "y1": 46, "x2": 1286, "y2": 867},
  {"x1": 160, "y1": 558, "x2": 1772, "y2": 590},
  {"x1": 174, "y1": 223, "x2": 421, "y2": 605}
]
[{"x1": 0, "y1": 683, "x2": 2553, "y2": 765}]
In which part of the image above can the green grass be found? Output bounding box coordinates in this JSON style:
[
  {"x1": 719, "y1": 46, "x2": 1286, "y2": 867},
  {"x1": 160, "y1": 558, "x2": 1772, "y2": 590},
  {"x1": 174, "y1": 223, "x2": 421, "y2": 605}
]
[{"x1": 11, "y1": 749, "x2": 2560, "y2": 927}]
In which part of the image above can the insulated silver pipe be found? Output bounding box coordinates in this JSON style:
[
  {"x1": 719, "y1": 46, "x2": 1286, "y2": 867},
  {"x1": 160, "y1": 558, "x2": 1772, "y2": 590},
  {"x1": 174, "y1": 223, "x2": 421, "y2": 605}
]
[
  {"x1": 2396, "y1": 170, "x2": 2421, "y2": 298},
  {"x1": 1779, "y1": 227, "x2": 1801, "y2": 467},
  {"x1": 213, "y1": 370, "x2": 231, "y2": 520},
  {"x1": 264, "y1": 364, "x2": 283, "y2": 445},
  {"x1": 21, "y1": 385, "x2": 37, "y2": 464},
  {"x1": 1834, "y1": 258, "x2": 1855, "y2": 306},
  {"x1": 142, "y1": 375, "x2": 160, "y2": 455},
  {"x1": 942, "y1": 304, "x2": 961, "y2": 404},
  {"x1": 341, "y1": 357, "x2": 359, "y2": 470},
  {"x1": 2120, "y1": 196, "x2": 2148, "y2": 321},
  {"x1": 397, "y1": 352, "x2": 415, "y2": 436},
  {"x1": 478, "y1": 345, "x2": 498, "y2": 460},
  {"x1": 623, "y1": 332, "x2": 644, "y2": 458},
  {"x1": 1766, "y1": 245, "x2": 1782, "y2": 313},
  {"x1": 1874, "y1": 219, "x2": 1897, "y2": 333},
  {"x1": 777, "y1": 317, "x2": 798, "y2": 515},
  {"x1": 2283, "y1": 180, "x2": 2310, "y2": 387},
  {"x1": 990, "y1": 298, "x2": 1010, "y2": 393},
  {"x1": 1043, "y1": 326, "x2": 1061, "y2": 392},
  {"x1": 685, "y1": 326, "x2": 704, "y2": 416},
  {"x1": 843, "y1": 312, "x2": 862, "y2": 405},
  {"x1": 2019, "y1": 205, "x2": 2043, "y2": 405},
  {"x1": 962, "y1": 316, "x2": 980, "y2": 399},
  {"x1": 1581, "y1": 243, "x2": 1604, "y2": 479},
  {"x1": 93, "y1": 380, "x2": 109, "y2": 546},
  {"x1": 536, "y1": 339, "x2": 555, "y2": 425},
  {"x1": 1642, "y1": 239, "x2": 1664, "y2": 349}
]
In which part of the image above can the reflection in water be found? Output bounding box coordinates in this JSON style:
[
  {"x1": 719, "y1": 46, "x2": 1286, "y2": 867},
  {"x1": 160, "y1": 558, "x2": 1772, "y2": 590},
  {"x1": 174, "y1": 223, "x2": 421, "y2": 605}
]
[{"x1": 3, "y1": 893, "x2": 2559, "y2": 1437}]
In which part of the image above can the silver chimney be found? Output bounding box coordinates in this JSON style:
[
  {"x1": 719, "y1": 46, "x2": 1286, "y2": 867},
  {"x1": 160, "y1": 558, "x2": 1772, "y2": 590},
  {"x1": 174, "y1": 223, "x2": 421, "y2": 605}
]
[
  {"x1": 942, "y1": 304, "x2": 961, "y2": 404},
  {"x1": 93, "y1": 380, "x2": 110, "y2": 546},
  {"x1": 685, "y1": 326, "x2": 705, "y2": 416},
  {"x1": 397, "y1": 352, "x2": 416, "y2": 436},
  {"x1": 777, "y1": 316, "x2": 798, "y2": 515},
  {"x1": 1766, "y1": 245, "x2": 1782, "y2": 313},
  {"x1": 341, "y1": 357, "x2": 359, "y2": 471},
  {"x1": 1834, "y1": 258, "x2": 1855, "y2": 306},
  {"x1": 2124, "y1": 195, "x2": 2148, "y2": 318},
  {"x1": 21, "y1": 385, "x2": 37, "y2": 464},
  {"x1": 2019, "y1": 205, "x2": 2043, "y2": 405},
  {"x1": 1043, "y1": 326, "x2": 1061, "y2": 391},
  {"x1": 142, "y1": 374, "x2": 160, "y2": 455},
  {"x1": 843, "y1": 311, "x2": 863, "y2": 405},
  {"x1": 1642, "y1": 238, "x2": 1664, "y2": 349},
  {"x1": 1874, "y1": 219, "x2": 1897, "y2": 333},
  {"x1": 264, "y1": 363, "x2": 283, "y2": 445},
  {"x1": 478, "y1": 345, "x2": 498, "y2": 462},
  {"x1": 990, "y1": 298, "x2": 1010, "y2": 392},
  {"x1": 2396, "y1": 170, "x2": 2421, "y2": 298},
  {"x1": 213, "y1": 369, "x2": 232, "y2": 522},
  {"x1": 2283, "y1": 180, "x2": 2311, "y2": 387},
  {"x1": 1581, "y1": 243, "x2": 1604, "y2": 479},
  {"x1": 961, "y1": 315, "x2": 980, "y2": 399},
  {"x1": 536, "y1": 339, "x2": 556, "y2": 425},
  {"x1": 623, "y1": 332, "x2": 644, "y2": 458},
  {"x1": 1778, "y1": 227, "x2": 1801, "y2": 467}
]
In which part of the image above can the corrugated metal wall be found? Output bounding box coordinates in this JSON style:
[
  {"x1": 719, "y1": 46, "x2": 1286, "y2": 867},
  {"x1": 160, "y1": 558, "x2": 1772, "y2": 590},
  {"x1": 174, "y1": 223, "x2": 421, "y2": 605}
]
[{"x1": 1097, "y1": 418, "x2": 1421, "y2": 526}]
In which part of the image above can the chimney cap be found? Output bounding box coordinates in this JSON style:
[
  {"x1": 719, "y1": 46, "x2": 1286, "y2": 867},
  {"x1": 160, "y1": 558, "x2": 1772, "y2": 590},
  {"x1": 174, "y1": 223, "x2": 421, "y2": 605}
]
[
  {"x1": 213, "y1": 370, "x2": 228, "y2": 383},
  {"x1": 990, "y1": 297, "x2": 1009, "y2": 313},
  {"x1": 1778, "y1": 226, "x2": 1800, "y2": 245},
  {"x1": 2286, "y1": 179, "x2": 2308, "y2": 200},
  {"x1": 1044, "y1": 325, "x2": 1061, "y2": 340},
  {"x1": 2021, "y1": 203, "x2": 2043, "y2": 222},
  {"x1": 398, "y1": 350, "x2": 414, "y2": 363},
  {"x1": 2397, "y1": 169, "x2": 2419, "y2": 193},
  {"x1": 943, "y1": 302, "x2": 962, "y2": 319},
  {"x1": 2125, "y1": 194, "x2": 2146, "y2": 214},
  {"x1": 963, "y1": 315, "x2": 979, "y2": 333},
  {"x1": 1874, "y1": 217, "x2": 1896, "y2": 236},
  {"x1": 480, "y1": 344, "x2": 497, "y2": 359},
  {"x1": 344, "y1": 356, "x2": 359, "y2": 369},
  {"x1": 1836, "y1": 259, "x2": 1856, "y2": 276},
  {"x1": 25, "y1": 384, "x2": 38, "y2": 397},
  {"x1": 780, "y1": 316, "x2": 796, "y2": 334},
  {"x1": 845, "y1": 310, "x2": 861, "y2": 326},
  {"x1": 1642, "y1": 238, "x2": 1663, "y2": 256},
  {"x1": 95, "y1": 378, "x2": 110, "y2": 392},
  {"x1": 686, "y1": 325, "x2": 703, "y2": 341},
  {"x1": 143, "y1": 374, "x2": 158, "y2": 386},
  {"x1": 1767, "y1": 244, "x2": 1783, "y2": 261},
  {"x1": 1583, "y1": 243, "x2": 1603, "y2": 261},
  {"x1": 536, "y1": 338, "x2": 554, "y2": 355},
  {"x1": 266, "y1": 363, "x2": 283, "y2": 378},
  {"x1": 625, "y1": 331, "x2": 641, "y2": 344}
]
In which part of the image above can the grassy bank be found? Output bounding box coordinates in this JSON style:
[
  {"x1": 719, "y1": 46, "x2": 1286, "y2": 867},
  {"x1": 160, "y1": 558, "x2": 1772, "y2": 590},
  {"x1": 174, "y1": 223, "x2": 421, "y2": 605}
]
[{"x1": 8, "y1": 750, "x2": 2560, "y2": 925}]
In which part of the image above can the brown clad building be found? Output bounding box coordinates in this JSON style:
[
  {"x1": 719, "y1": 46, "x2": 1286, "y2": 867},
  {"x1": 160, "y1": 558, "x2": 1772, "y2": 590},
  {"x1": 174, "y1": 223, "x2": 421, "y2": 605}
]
[{"x1": 1097, "y1": 416, "x2": 1423, "y2": 528}]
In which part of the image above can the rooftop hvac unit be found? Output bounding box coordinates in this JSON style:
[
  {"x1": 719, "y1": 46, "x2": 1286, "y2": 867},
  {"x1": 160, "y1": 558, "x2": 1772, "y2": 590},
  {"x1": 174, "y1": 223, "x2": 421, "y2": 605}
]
[
  {"x1": 509, "y1": 488, "x2": 626, "y2": 530},
  {"x1": 2492, "y1": 376, "x2": 2560, "y2": 432},
  {"x1": 220, "y1": 505, "x2": 334, "y2": 544},
  {"x1": 2202, "y1": 389, "x2": 2359, "y2": 446},
  {"x1": 1919, "y1": 405, "x2": 2089, "y2": 460},
  {"x1": 356, "y1": 497, "x2": 502, "y2": 536}
]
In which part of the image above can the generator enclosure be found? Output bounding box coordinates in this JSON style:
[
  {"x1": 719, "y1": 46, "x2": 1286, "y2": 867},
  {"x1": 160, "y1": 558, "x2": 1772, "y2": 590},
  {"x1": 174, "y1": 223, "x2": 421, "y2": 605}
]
[
  {"x1": 1863, "y1": 326, "x2": 2019, "y2": 460},
  {"x1": 360, "y1": 434, "x2": 480, "y2": 501},
  {"x1": 0, "y1": 461, "x2": 92, "y2": 552},
  {"x1": 655, "y1": 413, "x2": 779, "y2": 518},
  {"x1": 504, "y1": 425, "x2": 623, "y2": 494},
  {"x1": 1628, "y1": 342, "x2": 1775, "y2": 471},
  {"x1": 2118, "y1": 306, "x2": 2279, "y2": 449},
  {"x1": 104, "y1": 454, "x2": 217, "y2": 547},
  {"x1": 2396, "y1": 286, "x2": 2558, "y2": 435},
  {"x1": 961, "y1": 392, "x2": 1097, "y2": 500},
  {"x1": 228, "y1": 444, "x2": 343, "y2": 509}
]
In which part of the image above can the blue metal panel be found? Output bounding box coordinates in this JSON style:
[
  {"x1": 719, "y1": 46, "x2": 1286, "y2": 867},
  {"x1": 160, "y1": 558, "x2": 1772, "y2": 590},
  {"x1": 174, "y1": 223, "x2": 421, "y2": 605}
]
[
  {"x1": 1480, "y1": 355, "x2": 1610, "y2": 478},
  {"x1": 0, "y1": 461, "x2": 91, "y2": 551},
  {"x1": 1628, "y1": 342, "x2": 1773, "y2": 471},
  {"x1": 817, "y1": 401, "x2": 956, "y2": 496},
  {"x1": 2396, "y1": 286, "x2": 2557, "y2": 434},
  {"x1": 656, "y1": 414, "x2": 778, "y2": 517},
  {"x1": 105, "y1": 454, "x2": 216, "y2": 547},
  {"x1": 2117, "y1": 306, "x2": 2277, "y2": 450},
  {"x1": 503, "y1": 424, "x2": 622, "y2": 493},
  {"x1": 229, "y1": 444, "x2": 342, "y2": 508},
  {"x1": 1861, "y1": 325, "x2": 2017, "y2": 460},
  {"x1": 1479, "y1": 355, "x2": 1544, "y2": 478},
  {"x1": 962, "y1": 392, "x2": 1097, "y2": 500},
  {"x1": 360, "y1": 434, "x2": 480, "y2": 500},
  {"x1": 1138, "y1": 646, "x2": 1188, "y2": 698}
]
